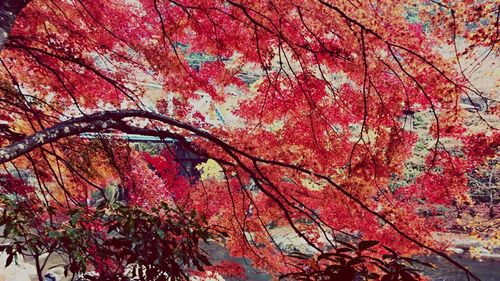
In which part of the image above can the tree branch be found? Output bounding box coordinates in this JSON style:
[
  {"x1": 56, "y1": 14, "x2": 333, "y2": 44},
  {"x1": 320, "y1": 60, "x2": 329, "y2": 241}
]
[{"x1": 0, "y1": 109, "x2": 481, "y2": 280}]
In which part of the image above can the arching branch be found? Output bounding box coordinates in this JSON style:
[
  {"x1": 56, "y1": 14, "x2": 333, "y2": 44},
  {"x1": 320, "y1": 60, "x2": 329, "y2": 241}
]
[{"x1": 0, "y1": 109, "x2": 481, "y2": 280}]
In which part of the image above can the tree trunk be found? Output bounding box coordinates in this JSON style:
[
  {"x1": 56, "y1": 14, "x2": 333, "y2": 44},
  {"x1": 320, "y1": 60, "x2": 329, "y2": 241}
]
[{"x1": 0, "y1": 0, "x2": 31, "y2": 51}]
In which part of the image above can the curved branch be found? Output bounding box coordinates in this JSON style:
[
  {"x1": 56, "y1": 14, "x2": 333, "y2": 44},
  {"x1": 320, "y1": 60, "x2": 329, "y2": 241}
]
[{"x1": 0, "y1": 109, "x2": 480, "y2": 280}]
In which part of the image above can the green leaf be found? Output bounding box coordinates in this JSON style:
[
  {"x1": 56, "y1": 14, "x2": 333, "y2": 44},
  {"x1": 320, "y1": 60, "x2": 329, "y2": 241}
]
[
  {"x1": 199, "y1": 254, "x2": 211, "y2": 266},
  {"x1": 3, "y1": 224, "x2": 13, "y2": 236},
  {"x1": 382, "y1": 254, "x2": 394, "y2": 260},
  {"x1": 70, "y1": 213, "x2": 79, "y2": 226},
  {"x1": 336, "y1": 247, "x2": 354, "y2": 253},
  {"x1": 336, "y1": 240, "x2": 357, "y2": 250},
  {"x1": 5, "y1": 253, "x2": 14, "y2": 267},
  {"x1": 48, "y1": 230, "x2": 61, "y2": 238},
  {"x1": 382, "y1": 246, "x2": 397, "y2": 255},
  {"x1": 381, "y1": 272, "x2": 398, "y2": 281},
  {"x1": 347, "y1": 256, "x2": 365, "y2": 267},
  {"x1": 358, "y1": 240, "x2": 379, "y2": 252},
  {"x1": 401, "y1": 270, "x2": 418, "y2": 281},
  {"x1": 0, "y1": 244, "x2": 9, "y2": 252},
  {"x1": 317, "y1": 252, "x2": 340, "y2": 261},
  {"x1": 289, "y1": 252, "x2": 311, "y2": 260},
  {"x1": 157, "y1": 229, "x2": 165, "y2": 240},
  {"x1": 69, "y1": 261, "x2": 79, "y2": 273}
]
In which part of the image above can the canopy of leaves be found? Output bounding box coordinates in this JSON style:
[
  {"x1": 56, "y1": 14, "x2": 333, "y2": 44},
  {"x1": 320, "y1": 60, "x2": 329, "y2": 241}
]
[{"x1": 0, "y1": 0, "x2": 498, "y2": 280}]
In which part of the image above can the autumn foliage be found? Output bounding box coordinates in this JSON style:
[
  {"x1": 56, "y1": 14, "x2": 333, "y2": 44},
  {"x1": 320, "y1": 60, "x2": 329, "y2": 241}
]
[{"x1": 0, "y1": 0, "x2": 498, "y2": 280}]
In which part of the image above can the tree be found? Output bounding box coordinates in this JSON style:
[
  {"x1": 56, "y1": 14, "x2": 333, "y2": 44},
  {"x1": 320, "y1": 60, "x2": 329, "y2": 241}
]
[{"x1": 0, "y1": 0, "x2": 498, "y2": 280}]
